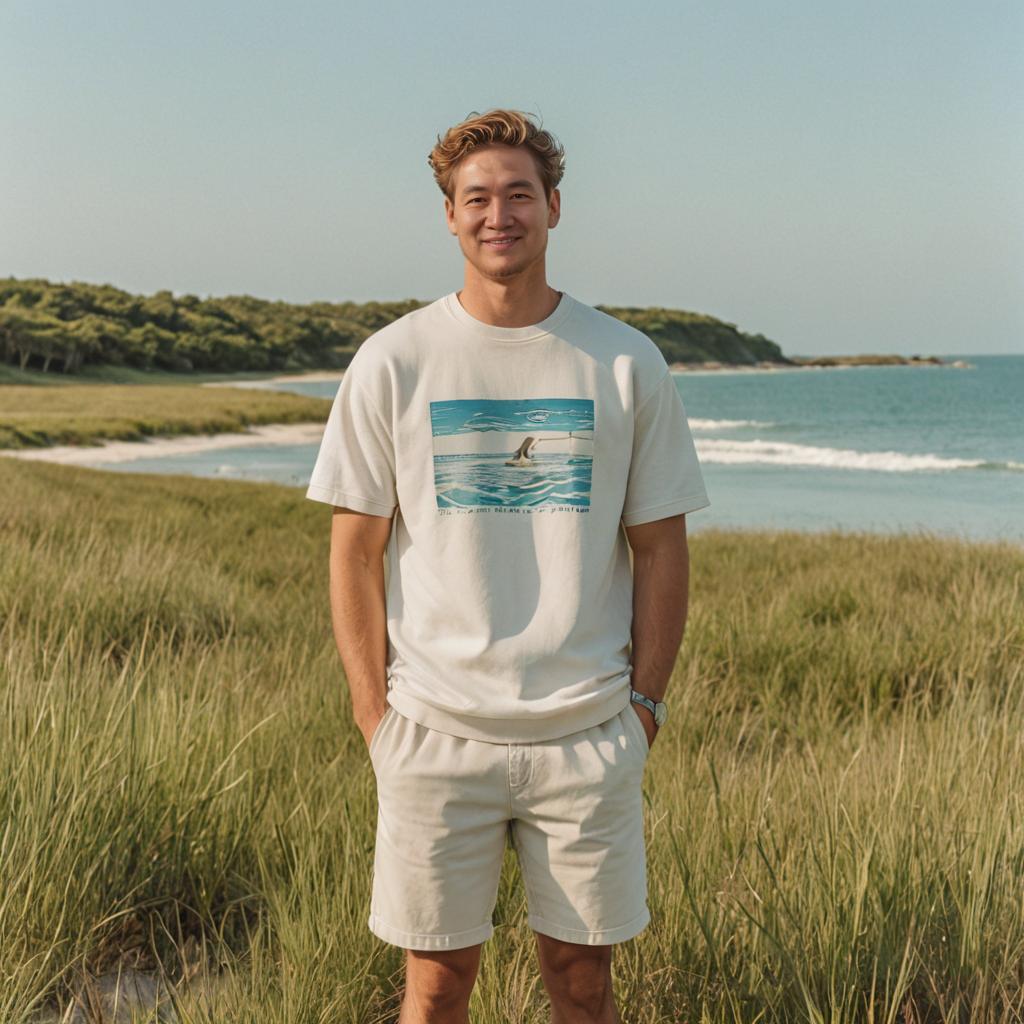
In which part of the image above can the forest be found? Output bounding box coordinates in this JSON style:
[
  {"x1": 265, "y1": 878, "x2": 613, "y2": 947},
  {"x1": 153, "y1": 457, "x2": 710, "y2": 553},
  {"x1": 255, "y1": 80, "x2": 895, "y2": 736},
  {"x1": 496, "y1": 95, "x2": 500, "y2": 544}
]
[{"x1": 0, "y1": 277, "x2": 790, "y2": 375}]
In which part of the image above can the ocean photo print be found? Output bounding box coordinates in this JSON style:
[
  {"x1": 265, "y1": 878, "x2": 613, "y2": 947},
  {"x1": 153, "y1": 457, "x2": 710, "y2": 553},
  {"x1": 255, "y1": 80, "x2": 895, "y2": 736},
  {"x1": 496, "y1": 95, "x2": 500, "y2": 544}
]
[{"x1": 429, "y1": 398, "x2": 595, "y2": 513}]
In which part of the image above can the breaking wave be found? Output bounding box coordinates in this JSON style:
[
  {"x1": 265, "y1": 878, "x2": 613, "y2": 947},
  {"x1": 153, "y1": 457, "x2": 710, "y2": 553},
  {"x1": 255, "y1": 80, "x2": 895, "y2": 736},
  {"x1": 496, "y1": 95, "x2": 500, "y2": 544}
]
[
  {"x1": 689, "y1": 418, "x2": 775, "y2": 430},
  {"x1": 694, "y1": 438, "x2": 1024, "y2": 473}
]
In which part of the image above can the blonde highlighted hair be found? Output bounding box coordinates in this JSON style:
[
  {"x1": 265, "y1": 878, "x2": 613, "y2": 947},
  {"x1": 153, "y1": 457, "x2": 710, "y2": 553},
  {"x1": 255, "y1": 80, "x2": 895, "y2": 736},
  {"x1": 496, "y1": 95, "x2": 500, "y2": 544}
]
[{"x1": 428, "y1": 108, "x2": 565, "y2": 203}]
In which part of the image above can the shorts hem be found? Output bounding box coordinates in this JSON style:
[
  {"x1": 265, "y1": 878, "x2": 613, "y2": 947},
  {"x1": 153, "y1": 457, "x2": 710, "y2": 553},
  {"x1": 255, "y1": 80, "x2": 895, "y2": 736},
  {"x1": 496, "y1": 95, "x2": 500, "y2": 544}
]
[
  {"x1": 368, "y1": 913, "x2": 494, "y2": 951},
  {"x1": 528, "y1": 906, "x2": 650, "y2": 945}
]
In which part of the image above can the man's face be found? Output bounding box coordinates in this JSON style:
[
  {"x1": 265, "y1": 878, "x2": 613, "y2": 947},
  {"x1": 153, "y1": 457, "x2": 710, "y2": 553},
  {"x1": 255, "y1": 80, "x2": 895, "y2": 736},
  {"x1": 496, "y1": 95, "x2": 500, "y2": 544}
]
[{"x1": 444, "y1": 144, "x2": 560, "y2": 282}]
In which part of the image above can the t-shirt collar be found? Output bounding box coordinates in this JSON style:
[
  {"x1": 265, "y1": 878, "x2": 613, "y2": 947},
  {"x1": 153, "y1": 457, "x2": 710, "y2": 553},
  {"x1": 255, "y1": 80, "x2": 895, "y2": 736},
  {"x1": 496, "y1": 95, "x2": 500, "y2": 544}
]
[{"x1": 442, "y1": 290, "x2": 575, "y2": 343}]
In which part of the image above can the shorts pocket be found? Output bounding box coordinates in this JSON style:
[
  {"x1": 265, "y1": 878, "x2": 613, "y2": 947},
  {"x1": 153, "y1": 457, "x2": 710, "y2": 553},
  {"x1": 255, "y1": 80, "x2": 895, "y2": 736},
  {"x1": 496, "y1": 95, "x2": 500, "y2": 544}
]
[
  {"x1": 367, "y1": 705, "x2": 398, "y2": 763},
  {"x1": 622, "y1": 703, "x2": 652, "y2": 759}
]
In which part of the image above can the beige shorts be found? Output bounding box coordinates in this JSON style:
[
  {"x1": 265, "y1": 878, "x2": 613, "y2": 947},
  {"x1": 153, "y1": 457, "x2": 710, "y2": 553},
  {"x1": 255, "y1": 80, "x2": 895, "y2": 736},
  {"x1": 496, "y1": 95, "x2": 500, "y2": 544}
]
[{"x1": 366, "y1": 698, "x2": 652, "y2": 950}]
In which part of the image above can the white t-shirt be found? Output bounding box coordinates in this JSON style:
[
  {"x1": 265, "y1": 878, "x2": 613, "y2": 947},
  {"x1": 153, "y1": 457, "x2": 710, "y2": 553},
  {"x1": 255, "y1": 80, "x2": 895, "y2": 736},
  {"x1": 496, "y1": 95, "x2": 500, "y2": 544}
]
[{"x1": 306, "y1": 290, "x2": 710, "y2": 742}]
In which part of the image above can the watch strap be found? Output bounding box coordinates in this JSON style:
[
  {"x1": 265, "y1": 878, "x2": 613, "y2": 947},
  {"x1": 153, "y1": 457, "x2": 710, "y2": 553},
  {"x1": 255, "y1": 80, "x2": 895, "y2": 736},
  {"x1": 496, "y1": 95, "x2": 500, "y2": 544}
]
[
  {"x1": 629, "y1": 689, "x2": 657, "y2": 716},
  {"x1": 630, "y1": 687, "x2": 667, "y2": 727}
]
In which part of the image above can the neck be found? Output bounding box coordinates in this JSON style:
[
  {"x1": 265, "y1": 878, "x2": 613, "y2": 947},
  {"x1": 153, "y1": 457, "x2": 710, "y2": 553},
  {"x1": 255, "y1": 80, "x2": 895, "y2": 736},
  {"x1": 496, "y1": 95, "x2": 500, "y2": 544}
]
[{"x1": 457, "y1": 266, "x2": 561, "y2": 327}]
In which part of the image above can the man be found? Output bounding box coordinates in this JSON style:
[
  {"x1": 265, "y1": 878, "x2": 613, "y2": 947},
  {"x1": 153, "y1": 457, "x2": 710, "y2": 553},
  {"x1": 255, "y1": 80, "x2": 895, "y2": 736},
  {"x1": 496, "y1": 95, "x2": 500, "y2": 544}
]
[{"x1": 306, "y1": 108, "x2": 709, "y2": 1024}]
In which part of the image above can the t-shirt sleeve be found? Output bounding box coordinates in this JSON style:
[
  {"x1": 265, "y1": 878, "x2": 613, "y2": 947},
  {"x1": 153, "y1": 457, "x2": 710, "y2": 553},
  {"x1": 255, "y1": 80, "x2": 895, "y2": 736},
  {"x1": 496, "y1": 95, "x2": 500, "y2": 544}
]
[
  {"x1": 305, "y1": 367, "x2": 398, "y2": 517},
  {"x1": 621, "y1": 371, "x2": 710, "y2": 527}
]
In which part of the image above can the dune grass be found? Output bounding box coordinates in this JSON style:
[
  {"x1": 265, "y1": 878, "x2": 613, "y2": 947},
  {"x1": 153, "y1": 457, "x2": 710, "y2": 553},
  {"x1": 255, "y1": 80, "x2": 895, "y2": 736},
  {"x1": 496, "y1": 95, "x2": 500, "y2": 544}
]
[
  {"x1": 1, "y1": 457, "x2": 1022, "y2": 1022},
  {"x1": 0, "y1": 363, "x2": 322, "y2": 387},
  {"x1": 0, "y1": 384, "x2": 331, "y2": 449}
]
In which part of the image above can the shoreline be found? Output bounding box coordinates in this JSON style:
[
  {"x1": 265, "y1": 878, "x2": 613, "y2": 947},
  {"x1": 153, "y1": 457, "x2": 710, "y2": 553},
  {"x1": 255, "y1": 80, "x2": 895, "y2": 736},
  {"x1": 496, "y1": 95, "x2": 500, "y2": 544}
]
[
  {"x1": 669, "y1": 359, "x2": 971, "y2": 375},
  {"x1": 203, "y1": 361, "x2": 974, "y2": 389},
  {"x1": 201, "y1": 371, "x2": 346, "y2": 389},
  {"x1": 0, "y1": 358, "x2": 980, "y2": 465},
  {"x1": 0, "y1": 422, "x2": 326, "y2": 465}
]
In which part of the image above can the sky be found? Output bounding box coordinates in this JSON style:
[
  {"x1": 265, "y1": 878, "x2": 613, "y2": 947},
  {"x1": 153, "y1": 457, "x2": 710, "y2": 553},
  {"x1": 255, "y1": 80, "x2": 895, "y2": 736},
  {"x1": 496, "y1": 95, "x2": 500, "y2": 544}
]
[{"x1": 2, "y1": 0, "x2": 1022, "y2": 356}]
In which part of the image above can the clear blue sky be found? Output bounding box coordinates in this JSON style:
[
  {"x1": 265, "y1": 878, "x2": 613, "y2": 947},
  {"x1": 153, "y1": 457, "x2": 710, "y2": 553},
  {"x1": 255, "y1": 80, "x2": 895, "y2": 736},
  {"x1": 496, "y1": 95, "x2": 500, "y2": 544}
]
[{"x1": 2, "y1": 0, "x2": 1021, "y2": 355}]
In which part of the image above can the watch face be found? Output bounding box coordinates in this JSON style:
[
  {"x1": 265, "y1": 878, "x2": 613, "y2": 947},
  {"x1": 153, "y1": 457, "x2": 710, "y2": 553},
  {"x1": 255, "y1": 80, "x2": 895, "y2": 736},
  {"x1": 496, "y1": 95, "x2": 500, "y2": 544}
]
[{"x1": 654, "y1": 703, "x2": 668, "y2": 727}]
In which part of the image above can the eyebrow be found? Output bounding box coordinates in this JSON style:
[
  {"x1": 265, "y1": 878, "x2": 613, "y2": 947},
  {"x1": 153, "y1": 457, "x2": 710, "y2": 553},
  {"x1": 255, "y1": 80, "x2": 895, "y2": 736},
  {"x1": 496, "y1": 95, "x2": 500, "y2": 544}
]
[{"x1": 460, "y1": 180, "x2": 537, "y2": 196}]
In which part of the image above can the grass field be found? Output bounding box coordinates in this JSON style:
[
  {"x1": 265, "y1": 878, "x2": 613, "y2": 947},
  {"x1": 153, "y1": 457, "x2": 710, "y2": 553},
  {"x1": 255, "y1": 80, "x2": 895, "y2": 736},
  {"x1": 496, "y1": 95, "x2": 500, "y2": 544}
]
[
  {"x1": 0, "y1": 381, "x2": 331, "y2": 449},
  {"x1": 0, "y1": 363, "x2": 327, "y2": 387},
  {"x1": 2, "y1": 457, "x2": 1022, "y2": 1023}
]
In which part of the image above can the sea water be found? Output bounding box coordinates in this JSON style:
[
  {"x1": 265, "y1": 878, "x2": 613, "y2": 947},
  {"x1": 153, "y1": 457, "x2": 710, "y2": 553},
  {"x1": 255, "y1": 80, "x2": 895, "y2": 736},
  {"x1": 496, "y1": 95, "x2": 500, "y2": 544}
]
[{"x1": 82, "y1": 354, "x2": 1023, "y2": 544}]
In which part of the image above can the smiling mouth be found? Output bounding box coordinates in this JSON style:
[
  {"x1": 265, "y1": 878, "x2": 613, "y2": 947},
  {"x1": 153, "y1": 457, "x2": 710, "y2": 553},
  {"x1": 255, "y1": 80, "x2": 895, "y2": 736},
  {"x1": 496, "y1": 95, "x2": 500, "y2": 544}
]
[{"x1": 483, "y1": 237, "x2": 519, "y2": 248}]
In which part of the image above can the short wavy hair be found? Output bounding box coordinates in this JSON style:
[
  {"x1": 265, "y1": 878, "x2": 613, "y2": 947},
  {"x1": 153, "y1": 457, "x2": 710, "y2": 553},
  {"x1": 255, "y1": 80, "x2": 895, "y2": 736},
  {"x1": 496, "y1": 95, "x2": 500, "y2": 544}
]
[{"x1": 428, "y1": 108, "x2": 566, "y2": 203}]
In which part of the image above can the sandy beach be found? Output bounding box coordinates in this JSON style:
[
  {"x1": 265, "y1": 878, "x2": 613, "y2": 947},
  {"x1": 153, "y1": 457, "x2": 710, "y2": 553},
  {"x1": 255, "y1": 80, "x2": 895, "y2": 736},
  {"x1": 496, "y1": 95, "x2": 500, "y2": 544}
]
[
  {"x1": 0, "y1": 422, "x2": 327, "y2": 465},
  {"x1": 201, "y1": 371, "x2": 345, "y2": 389},
  {"x1": 668, "y1": 362, "x2": 806, "y2": 376}
]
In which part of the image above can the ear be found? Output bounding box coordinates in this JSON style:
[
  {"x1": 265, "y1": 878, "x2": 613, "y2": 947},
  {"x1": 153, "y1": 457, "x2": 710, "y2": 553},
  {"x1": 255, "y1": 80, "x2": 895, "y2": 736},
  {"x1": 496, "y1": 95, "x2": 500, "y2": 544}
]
[
  {"x1": 547, "y1": 187, "x2": 561, "y2": 229},
  {"x1": 444, "y1": 196, "x2": 457, "y2": 235}
]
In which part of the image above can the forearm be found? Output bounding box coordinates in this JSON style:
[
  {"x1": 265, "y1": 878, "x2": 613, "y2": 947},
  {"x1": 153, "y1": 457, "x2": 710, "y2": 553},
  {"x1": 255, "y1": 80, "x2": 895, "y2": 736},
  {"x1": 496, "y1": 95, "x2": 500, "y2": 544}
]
[
  {"x1": 629, "y1": 544, "x2": 690, "y2": 702},
  {"x1": 329, "y1": 547, "x2": 389, "y2": 728}
]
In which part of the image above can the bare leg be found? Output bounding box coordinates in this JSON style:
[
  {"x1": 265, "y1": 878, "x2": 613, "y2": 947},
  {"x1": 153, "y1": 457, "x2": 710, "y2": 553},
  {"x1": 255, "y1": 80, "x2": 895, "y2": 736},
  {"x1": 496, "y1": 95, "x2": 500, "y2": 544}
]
[
  {"x1": 534, "y1": 933, "x2": 621, "y2": 1024},
  {"x1": 398, "y1": 944, "x2": 482, "y2": 1024}
]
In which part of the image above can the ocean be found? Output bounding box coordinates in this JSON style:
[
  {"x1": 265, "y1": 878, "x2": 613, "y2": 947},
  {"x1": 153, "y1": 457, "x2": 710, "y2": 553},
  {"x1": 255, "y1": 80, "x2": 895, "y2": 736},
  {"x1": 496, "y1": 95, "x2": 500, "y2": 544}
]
[{"x1": 81, "y1": 354, "x2": 1023, "y2": 544}]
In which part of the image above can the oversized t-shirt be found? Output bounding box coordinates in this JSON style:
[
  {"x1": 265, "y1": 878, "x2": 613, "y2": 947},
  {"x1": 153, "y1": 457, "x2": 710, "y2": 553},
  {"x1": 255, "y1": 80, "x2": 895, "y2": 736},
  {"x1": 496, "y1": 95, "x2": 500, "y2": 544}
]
[{"x1": 305, "y1": 289, "x2": 710, "y2": 743}]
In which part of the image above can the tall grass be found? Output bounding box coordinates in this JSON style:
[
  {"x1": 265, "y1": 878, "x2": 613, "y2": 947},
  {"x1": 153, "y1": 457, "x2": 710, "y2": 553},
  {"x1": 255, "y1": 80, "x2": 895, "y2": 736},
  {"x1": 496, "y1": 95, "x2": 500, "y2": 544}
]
[
  {"x1": 1, "y1": 457, "x2": 1022, "y2": 1022},
  {"x1": 0, "y1": 384, "x2": 330, "y2": 449},
  {"x1": 0, "y1": 363, "x2": 321, "y2": 388}
]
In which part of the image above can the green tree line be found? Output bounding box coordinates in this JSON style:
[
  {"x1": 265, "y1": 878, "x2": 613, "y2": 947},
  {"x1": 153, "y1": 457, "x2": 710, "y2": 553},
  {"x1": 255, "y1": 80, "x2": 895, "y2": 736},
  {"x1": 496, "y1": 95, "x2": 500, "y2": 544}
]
[
  {"x1": 596, "y1": 303, "x2": 789, "y2": 365},
  {"x1": 0, "y1": 277, "x2": 789, "y2": 375}
]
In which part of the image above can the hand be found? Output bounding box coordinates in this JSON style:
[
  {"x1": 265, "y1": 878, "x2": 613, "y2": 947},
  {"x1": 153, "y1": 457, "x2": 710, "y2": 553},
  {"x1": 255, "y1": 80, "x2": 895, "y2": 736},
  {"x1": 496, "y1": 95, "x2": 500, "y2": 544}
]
[
  {"x1": 631, "y1": 704, "x2": 657, "y2": 751},
  {"x1": 358, "y1": 705, "x2": 389, "y2": 750}
]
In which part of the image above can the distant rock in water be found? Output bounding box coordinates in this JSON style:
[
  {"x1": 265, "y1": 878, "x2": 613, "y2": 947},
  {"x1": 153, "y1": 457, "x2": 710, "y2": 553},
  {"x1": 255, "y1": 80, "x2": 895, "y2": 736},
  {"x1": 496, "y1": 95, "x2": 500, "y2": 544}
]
[{"x1": 789, "y1": 354, "x2": 949, "y2": 367}]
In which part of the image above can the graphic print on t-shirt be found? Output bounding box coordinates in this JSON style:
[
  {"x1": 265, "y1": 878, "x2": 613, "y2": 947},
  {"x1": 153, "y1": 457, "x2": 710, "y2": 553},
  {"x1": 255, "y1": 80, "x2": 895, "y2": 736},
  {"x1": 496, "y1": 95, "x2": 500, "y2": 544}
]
[{"x1": 429, "y1": 398, "x2": 594, "y2": 514}]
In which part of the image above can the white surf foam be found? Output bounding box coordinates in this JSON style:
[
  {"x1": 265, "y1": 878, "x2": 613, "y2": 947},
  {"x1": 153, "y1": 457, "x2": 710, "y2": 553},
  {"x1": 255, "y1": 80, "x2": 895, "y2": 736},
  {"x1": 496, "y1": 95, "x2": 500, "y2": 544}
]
[
  {"x1": 689, "y1": 418, "x2": 774, "y2": 431},
  {"x1": 694, "y1": 438, "x2": 995, "y2": 473}
]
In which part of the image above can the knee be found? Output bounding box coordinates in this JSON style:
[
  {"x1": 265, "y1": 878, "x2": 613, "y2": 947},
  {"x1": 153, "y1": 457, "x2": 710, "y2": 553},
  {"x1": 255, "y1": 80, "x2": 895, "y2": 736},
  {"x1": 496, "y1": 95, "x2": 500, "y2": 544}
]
[
  {"x1": 403, "y1": 945, "x2": 480, "y2": 1016},
  {"x1": 537, "y1": 937, "x2": 614, "y2": 1017}
]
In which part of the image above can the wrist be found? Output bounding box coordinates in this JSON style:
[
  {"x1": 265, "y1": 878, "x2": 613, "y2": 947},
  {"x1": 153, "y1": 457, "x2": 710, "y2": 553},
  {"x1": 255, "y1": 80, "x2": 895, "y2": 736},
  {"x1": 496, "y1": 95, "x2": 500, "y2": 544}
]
[
  {"x1": 629, "y1": 687, "x2": 668, "y2": 728},
  {"x1": 354, "y1": 695, "x2": 389, "y2": 726},
  {"x1": 635, "y1": 703, "x2": 658, "y2": 728}
]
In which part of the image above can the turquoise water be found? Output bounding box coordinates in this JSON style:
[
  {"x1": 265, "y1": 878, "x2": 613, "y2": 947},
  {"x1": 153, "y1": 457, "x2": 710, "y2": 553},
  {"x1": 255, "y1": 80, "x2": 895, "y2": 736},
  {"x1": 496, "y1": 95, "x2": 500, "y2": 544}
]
[
  {"x1": 434, "y1": 452, "x2": 594, "y2": 511},
  {"x1": 84, "y1": 354, "x2": 1023, "y2": 544},
  {"x1": 673, "y1": 354, "x2": 1023, "y2": 543}
]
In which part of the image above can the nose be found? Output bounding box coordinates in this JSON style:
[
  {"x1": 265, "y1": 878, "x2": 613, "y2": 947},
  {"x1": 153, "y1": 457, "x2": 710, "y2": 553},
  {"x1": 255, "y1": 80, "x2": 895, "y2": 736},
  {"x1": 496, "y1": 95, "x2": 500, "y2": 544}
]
[{"x1": 484, "y1": 197, "x2": 514, "y2": 229}]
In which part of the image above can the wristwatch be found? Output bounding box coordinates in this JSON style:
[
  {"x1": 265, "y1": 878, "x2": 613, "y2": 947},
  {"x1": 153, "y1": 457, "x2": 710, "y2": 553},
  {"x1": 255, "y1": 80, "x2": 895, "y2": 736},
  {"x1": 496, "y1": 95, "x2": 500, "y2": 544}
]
[{"x1": 629, "y1": 687, "x2": 668, "y2": 728}]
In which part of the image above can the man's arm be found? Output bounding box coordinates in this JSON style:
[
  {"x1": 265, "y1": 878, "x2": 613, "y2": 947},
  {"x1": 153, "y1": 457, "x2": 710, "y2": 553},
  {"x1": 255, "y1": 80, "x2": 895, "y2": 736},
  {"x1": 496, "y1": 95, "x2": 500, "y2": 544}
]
[
  {"x1": 622, "y1": 512, "x2": 690, "y2": 747},
  {"x1": 329, "y1": 506, "x2": 394, "y2": 748}
]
